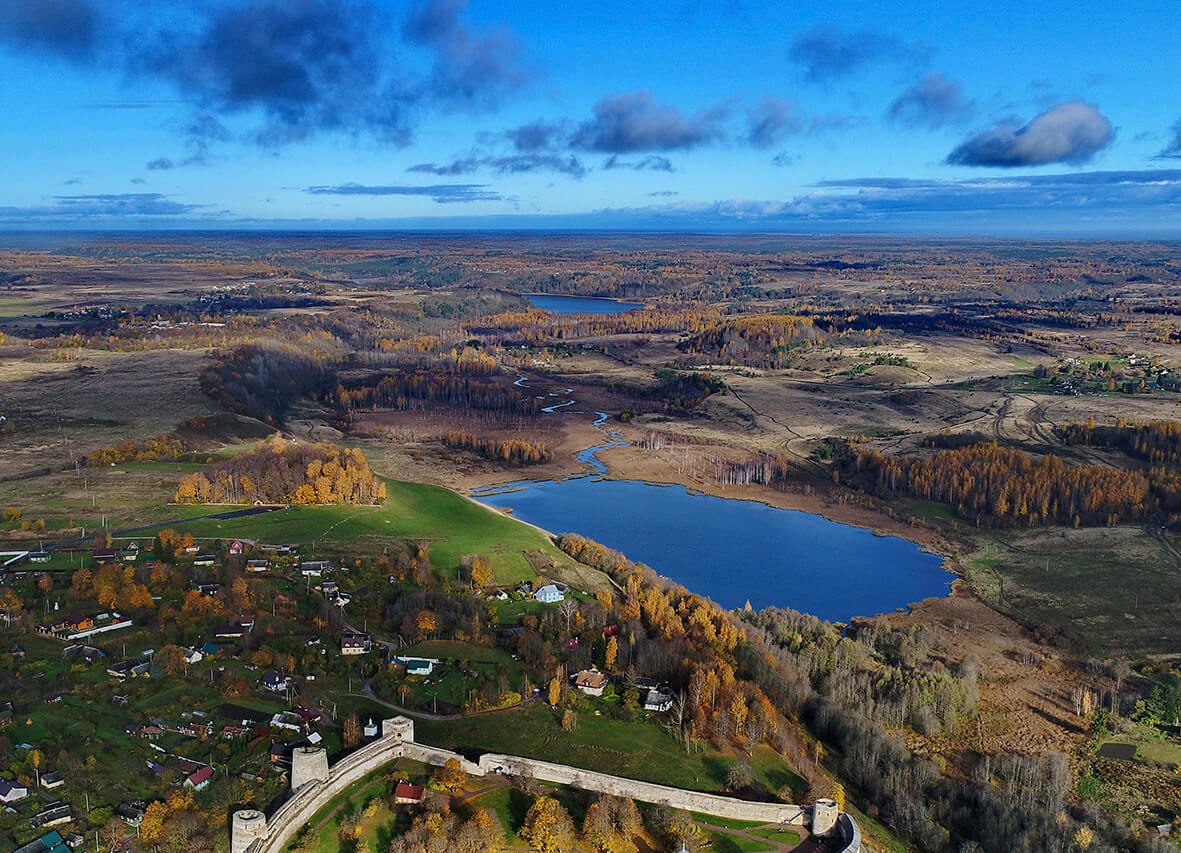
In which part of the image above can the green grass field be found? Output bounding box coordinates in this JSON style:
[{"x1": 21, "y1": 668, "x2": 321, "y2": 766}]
[
  {"x1": 171, "y1": 478, "x2": 574, "y2": 584},
  {"x1": 967, "y1": 526, "x2": 1180, "y2": 658},
  {"x1": 0, "y1": 460, "x2": 589, "y2": 586},
  {"x1": 416, "y1": 702, "x2": 804, "y2": 797}
]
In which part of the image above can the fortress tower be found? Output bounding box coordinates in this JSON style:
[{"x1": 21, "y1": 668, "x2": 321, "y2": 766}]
[
  {"x1": 290, "y1": 746, "x2": 330, "y2": 792},
  {"x1": 383, "y1": 715, "x2": 415, "y2": 743},
  {"x1": 811, "y1": 798, "x2": 839, "y2": 836},
  {"x1": 230, "y1": 809, "x2": 267, "y2": 853}
]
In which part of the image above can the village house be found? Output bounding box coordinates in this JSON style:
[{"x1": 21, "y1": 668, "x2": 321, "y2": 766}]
[
  {"x1": 574, "y1": 668, "x2": 609, "y2": 697},
  {"x1": 228, "y1": 540, "x2": 245, "y2": 555},
  {"x1": 394, "y1": 656, "x2": 437, "y2": 676},
  {"x1": 393, "y1": 782, "x2": 425, "y2": 805},
  {"x1": 340, "y1": 631, "x2": 371, "y2": 655},
  {"x1": 30, "y1": 802, "x2": 73, "y2": 829},
  {"x1": 89, "y1": 548, "x2": 117, "y2": 564},
  {"x1": 39, "y1": 771, "x2": 66, "y2": 790},
  {"x1": 13, "y1": 830, "x2": 71, "y2": 853},
  {"x1": 643, "y1": 689, "x2": 675, "y2": 712},
  {"x1": 533, "y1": 583, "x2": 565, "y2": 604},
  {"x1": 0, "y1": 777, "x2": 29, "y2": 802},
  {"x1": 245, "y1": 559, "x2": 270, "y2": 573},
  {"x1": 115, "y1": 803, "x2": 145, "y2": 827},
  {"x1": 184, "y1": 766, "x2": 213, "y2": 791},
  {"x1": 261, "y1": 670, "x2": 289, "y2": 694},
  {"x1": 192, "y1": 554, "x2": 216, "y2": 567},
  {"x1": 299, "y1": 560, "x2": 332, "y2": 577}
]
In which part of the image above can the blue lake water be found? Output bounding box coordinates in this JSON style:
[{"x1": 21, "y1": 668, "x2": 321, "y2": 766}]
[
  {"x1": 474, "y1": 413, "x2": 950, "y2": 622},
  {"x1": 524, "y1": 293, "x2": 644, "y2": 314}
]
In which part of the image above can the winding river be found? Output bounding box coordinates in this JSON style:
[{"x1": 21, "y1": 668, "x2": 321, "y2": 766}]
[{"x1": 475, "y1": 383, "x2": 951, "y2": 623}]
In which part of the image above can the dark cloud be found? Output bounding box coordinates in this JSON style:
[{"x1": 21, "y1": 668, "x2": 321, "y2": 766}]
[
  {"x1": 947, "y1": 101, "x2": 1115, "y2": 167},
  {"x1": 0, "y1": 193, "x2": 204, "y2": 223},
  {"x1": 402, "y1": 0, "x2": 526, "y2": 109},
  {"x1": 771, "y1": 152, "x2": 797, "y2": 167},
  {"x1": 649, "y1": 190, "x2": 679, "y2": 197},
  {"x1": 602, "y1": 154, "x2": 674, "y2": 172},
  {"x1": 504, "y1": 120, "x2": 566, "y2": 152},
  {"x1": 747, "y1": 97, "x2": 800, "y2": 148},
  {"x1": 131, "y1": 178, "x2": 147, "y2": 185},
  {"x1": 304, "y1": 182, "x2": 503, "y2": 203},
  {"x1": 147, "y1": 158, "x2": 176, "y2": 171},
  {"x1": 571, "y1": 91, "x2": 728, "y2": 153},
  {"x1": 1158, "y1": 119, "x2": 1181, "y2": 159},
  {"x1": 408, "y1": 154, "x2": 587, "y2": 178},
  {"x1": 63, "y1": 178, "x2": 82, "y2": 186},
  {"x1": 0, "y1": 0, "x2": 99, "y2": 60},
  {"x1": 134, "y1": 0, "x2": 413, "y2": 147},
  {"x1": 4, "y1": 0, "x2": 529, "y2": 156},
  {"x1": 789, "y1": 25, "x2": 928, "y2": 82},
  {"x1": 887, "y1": 73, "x2": 974, "y2": 129}
]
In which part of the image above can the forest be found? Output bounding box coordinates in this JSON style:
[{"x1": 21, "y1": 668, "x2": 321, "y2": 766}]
[
  {"x1": 173, "y1": 440, "x2": 385, "y2": 505},
  {"x1": 1058, "y1": 418, "x2": 1181, "y2": 466},
  {"x1": 444, "y1": 431, "x2": 553, "y2": 465},
  {"x1": 834, "y1": 441, "x2": 1181, "y2": 527}
]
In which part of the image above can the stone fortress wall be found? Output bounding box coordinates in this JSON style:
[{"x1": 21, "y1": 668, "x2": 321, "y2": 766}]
[{"x1": 232, "y1": 717, "x2": 860, "y2": 853}]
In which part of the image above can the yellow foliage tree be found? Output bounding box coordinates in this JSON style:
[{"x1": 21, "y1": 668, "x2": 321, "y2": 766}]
[{"x1": 520, "y1": 796, "x2": 575, "y2": 853}]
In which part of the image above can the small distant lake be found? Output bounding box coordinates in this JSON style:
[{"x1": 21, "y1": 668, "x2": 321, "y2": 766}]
[
  {"x1": 474, "y1": 411, "x2": 950, "y2": 622},
  {"x1": 524, "y1": 294, "x2": 644, "y2": 314}
]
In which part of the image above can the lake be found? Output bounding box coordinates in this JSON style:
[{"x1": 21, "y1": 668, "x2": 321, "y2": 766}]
[
  {"x1": 524, "y1": 293, "x2": 644, "y2": 314},
  {"x1": 474, "y1": 416, "x2": 950, "y2": 622}
]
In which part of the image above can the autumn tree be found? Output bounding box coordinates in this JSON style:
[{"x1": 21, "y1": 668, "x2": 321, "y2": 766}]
[
  {"x1": 343, "y1": 714, "x2": 362, "y2": 749},
  {"x1": 436, "y1": 756, "x2": 467, "y2": 793},
  {"x1": 469, "y1": 555, "x2": 494, "y2": 589},
  {"x1": 139, "y1": 801, "x2": 169, "y2": 846},
  {"x1": 155, "y1": 645, "x2": 188, "y2": 677},
  {"x1": 416, "y1": 609, "x2": 438, "y2": 641},
  {"x1": 520, "y1": 796, "x2": 575, "y2": 853}
]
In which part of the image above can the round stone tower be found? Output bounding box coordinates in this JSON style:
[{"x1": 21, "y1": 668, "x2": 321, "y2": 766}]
[
  {"x1": 290, "y1": 746, "x2": 329, "y2": 792},
  {"x1": 811, "y1": 798, "x2": 839, "y2": 836},
  {"x1": 231, "y1": 809, "x2": 267, "y2": 853}
]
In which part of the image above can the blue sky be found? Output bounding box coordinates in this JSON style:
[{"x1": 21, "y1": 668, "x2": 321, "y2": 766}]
[{"x1": 1, "y1": 0, "x2": 1180, "y2": 233}]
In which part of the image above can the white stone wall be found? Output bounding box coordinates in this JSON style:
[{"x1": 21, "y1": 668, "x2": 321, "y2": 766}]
[
  {"x1": 235, "y1": 717, "x2": 814, "y2": 853},
  {"x1": 477, "y1": 753, "x2": 804, "y2": 825}
]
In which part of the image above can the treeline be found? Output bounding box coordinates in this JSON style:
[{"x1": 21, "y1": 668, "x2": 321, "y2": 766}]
[
  {"x1": 646, "y1": 369, "x2": 726, "y2": 411},
  {"x1": 86, "y1": 432, "x2": 186, "y2": 466},
  {"x1": 835, "y1": 441, "x2": 1169, "y2": 527},
  {"x1": 174, "y1": 439, "x2": 385, "y2": 505},
  {"x1": 680, "y1": 314, "x2": 823, "y2": 367},
  {"x1": 333, "y1": 354, "x2": 537, "y2": 416},
  {"x1": 1058, "y1": 418, "x2": 1181, "y2": 466},
  {"x1": 200, "y1": 342, "x2": 329, "y2": 423},
  {"x1": 84, "y1": 415, "x2": 274, "y2": 466},
  {"x1": 445, "y1": 431, "x2": 552, "y2": 465},
  {"x1": 467, "y1": 306, "x2": 721, "y2": 345}
]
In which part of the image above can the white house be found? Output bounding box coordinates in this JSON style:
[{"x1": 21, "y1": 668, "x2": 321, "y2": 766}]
[
  {"x1": 394, "y1": 656, "x2": 438, "y2": 676},
  {"x1": 574, "y1": 669, "x2": 608, "y2": 697},
  {"x1": 260, "y1": 671, "x2": 289, "y2": 693},
  {"x1": 643, "y1": 689, "x2": 674, "y2": 712},
  {"x1": 0, "y1": 778, "x2": 28, "y2": 802},
  {"x1": 533, "y1": 583, "x2": 565, "y2": 604}
]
